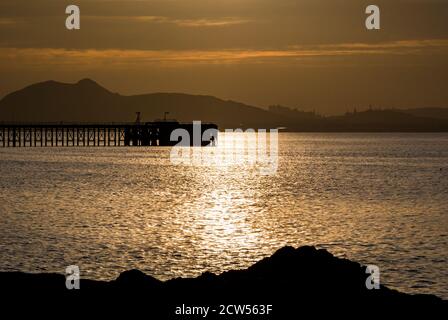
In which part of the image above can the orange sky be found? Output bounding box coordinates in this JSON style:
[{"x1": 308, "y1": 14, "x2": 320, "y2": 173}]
[{"x1": 0, "y1": 0, "x2": 447, "y2": 114}]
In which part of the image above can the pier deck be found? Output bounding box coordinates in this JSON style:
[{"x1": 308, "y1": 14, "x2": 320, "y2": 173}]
[{"x1": 0, "y1": 121, "x2": 218, "y2": 147}]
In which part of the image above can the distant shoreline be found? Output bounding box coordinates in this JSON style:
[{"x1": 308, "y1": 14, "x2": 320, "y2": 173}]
[{"x1": 1, "y1": 79, "x2": 448, "y2": 133}]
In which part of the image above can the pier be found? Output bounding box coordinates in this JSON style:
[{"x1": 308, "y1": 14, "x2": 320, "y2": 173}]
[{"x1": 0, "y1": 121, "x2": 218, "y2": 147}]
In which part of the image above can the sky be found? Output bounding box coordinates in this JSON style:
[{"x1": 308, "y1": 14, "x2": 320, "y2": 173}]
[{"x1": 0, "y1": 0, "x2": 447, "y2": 114}]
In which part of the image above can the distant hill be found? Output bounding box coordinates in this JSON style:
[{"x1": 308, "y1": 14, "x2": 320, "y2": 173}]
[
  {"x1": 324, "y1": 109, "x2": 448, "y2": 132},
  {"x1": 401, "y1": 108, "x2": 448, "y2": 120},
  {"x1": 0, "y1": 79, "x2": 286, "y2": 129},
  {"x1": 1, "y1": 79, "x2": 447, "y2": 132}
]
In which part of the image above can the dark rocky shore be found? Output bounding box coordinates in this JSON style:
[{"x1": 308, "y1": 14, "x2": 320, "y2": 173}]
[{"x1": 1, "y1": 246, "x2": 446, "y2": 318}]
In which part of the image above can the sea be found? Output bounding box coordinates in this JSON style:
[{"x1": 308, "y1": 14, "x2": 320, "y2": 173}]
[{"x1": 0, "y1": 132, "x2": 447, "y2": 299}]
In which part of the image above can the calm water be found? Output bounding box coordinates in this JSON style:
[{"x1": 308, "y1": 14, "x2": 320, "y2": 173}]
[{"x1": 0, "y1": 133, "x2": 447, "y2": 299}]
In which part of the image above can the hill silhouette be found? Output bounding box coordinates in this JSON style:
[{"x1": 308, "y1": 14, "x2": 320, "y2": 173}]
[
  {"x1": 402, "y1": 107, "x2": 448, "y2": 120},
  {"x1": 0, "y1": 79, "x2": 285, "y2": 128},
  {"x1": 1, "y1": 79, "x2": 448, "y2": 131}
]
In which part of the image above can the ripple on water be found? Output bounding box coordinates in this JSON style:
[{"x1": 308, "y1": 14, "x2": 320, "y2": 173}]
[{"x1": 0, "y1": 133, "x2": 447, "y2": 299}]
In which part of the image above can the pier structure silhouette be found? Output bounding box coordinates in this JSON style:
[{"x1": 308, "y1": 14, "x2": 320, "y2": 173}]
[{"x1": 0, "y1": 121, "x2": 218, "y2": 147}]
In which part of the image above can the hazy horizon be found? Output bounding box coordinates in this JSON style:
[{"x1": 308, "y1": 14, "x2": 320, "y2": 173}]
[{"x1": 2, "y1": 77, "x2": 448, "y2": 117}]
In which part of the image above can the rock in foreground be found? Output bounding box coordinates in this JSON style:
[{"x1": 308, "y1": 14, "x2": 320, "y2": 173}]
[{"x1": 1, "y1": 246, "x2": 446, "y2": 318}]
